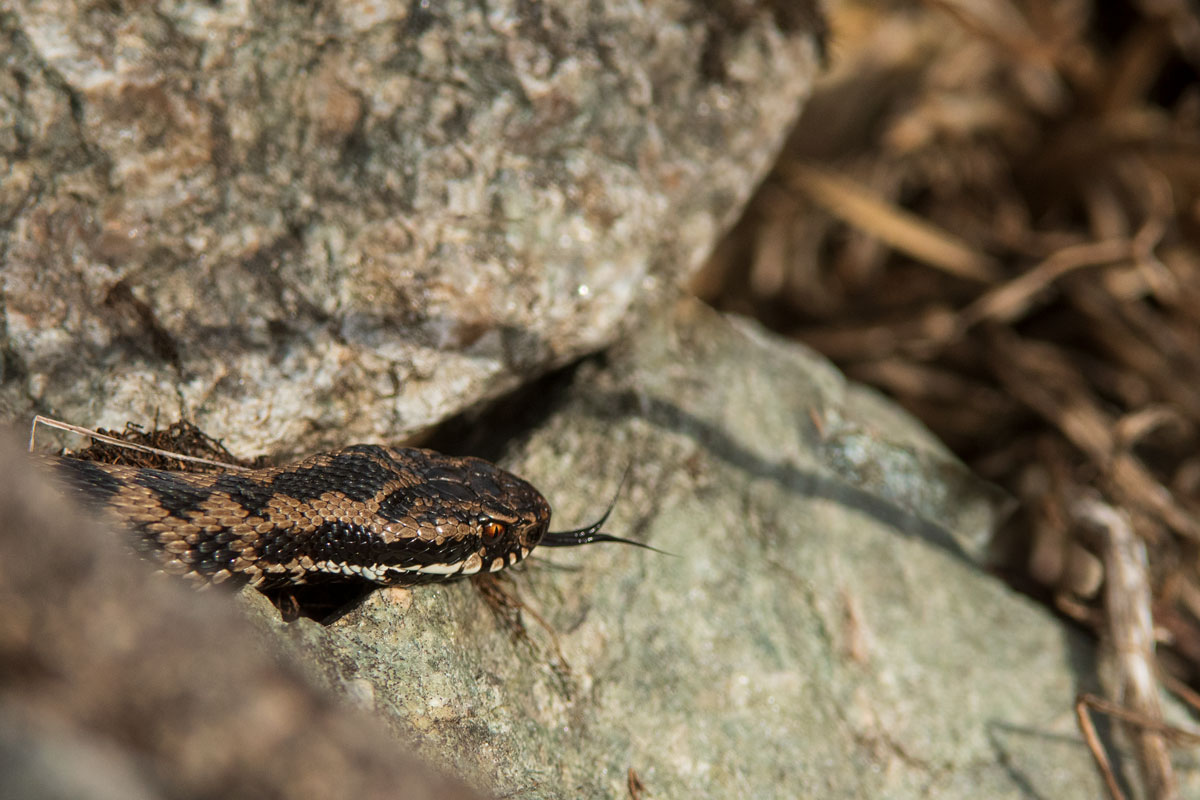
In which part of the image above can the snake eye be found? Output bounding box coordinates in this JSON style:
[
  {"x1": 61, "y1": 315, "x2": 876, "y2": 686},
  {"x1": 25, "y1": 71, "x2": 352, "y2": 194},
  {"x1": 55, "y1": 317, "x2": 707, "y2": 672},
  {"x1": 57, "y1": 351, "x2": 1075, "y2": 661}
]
[{"x1": 481, "y1": 520, "x2": 506, "y2": 541}]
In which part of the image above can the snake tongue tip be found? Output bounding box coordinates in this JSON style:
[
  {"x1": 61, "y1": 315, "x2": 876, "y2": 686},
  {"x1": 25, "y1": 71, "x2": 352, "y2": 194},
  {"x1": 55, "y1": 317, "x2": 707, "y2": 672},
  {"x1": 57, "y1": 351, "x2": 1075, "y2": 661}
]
[{"x1": 539, "y1": 530, "x2": 671, "y2": 556}]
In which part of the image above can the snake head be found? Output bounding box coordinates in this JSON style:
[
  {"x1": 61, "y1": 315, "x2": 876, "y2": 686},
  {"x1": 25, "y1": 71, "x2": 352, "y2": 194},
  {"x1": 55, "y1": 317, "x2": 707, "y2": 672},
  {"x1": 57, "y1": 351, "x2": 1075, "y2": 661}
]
[
  {"x1": 366, "y1": 448, "x2": 551, "y2": 582},
  {"x1": 460, "y1": 455, "x2": 553, "y2": 574},
  {"x1": 368, "y1": 450, "x2": 663, "y2": 584}
]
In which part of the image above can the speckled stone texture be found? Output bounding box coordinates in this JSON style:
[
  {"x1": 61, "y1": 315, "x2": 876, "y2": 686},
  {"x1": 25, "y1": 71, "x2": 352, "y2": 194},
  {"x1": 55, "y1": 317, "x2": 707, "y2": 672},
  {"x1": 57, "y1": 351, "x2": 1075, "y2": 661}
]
[
  {"x1": 0, "y1": 1, "x2": 821, "y2": 454},
  {"x1": 245, "y1": 300, "x2": 1125, "y2": 799}
]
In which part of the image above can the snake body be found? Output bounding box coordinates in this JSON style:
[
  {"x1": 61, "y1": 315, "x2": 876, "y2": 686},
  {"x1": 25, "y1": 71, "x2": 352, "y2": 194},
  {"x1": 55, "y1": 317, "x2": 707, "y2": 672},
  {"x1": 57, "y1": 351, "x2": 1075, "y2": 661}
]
[{"x1": 46, "y1": 445, "x2": 567, "y2": 587}]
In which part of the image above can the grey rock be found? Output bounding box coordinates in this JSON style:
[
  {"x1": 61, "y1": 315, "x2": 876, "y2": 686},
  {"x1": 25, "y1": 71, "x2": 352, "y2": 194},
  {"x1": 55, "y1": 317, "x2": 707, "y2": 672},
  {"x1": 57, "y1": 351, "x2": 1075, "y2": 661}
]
[
  {"x1": 0, "y1": 2, "x2": 822, "y2": 455},
  {"x1": 251, "y1": 298, "x2": 1108, "y2": 798}
]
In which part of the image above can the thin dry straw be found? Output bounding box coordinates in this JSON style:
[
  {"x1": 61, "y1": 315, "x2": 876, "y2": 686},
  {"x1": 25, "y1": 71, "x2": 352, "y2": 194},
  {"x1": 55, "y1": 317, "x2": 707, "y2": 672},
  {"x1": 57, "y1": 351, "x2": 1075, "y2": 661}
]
[{"x1": 28, "y1": 414, "x2": 250, "y2": 472}]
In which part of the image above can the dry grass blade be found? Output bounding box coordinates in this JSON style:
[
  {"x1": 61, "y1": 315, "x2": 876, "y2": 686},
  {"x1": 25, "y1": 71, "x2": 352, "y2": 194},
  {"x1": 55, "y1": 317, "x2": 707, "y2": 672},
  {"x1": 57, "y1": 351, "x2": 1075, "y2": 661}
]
[
  {"x1": 957, "y1": 239, "x2": 1131, "y2": 330},
  {"x1": 1074, "y1": 496, "x2": 1176, "y2": 798},
  {"x1": 984, "y1": 332, "x2": 1115, "y2": 465},
  {"x1": 782, "y1": 162, "x2": 1000, "y2": 283},
  {"x1": 28, "y1": 414, "x2": 251, "y2": 472},
  {"x1": 1076, "y1": 695, "x2": 1130, "y2": 800},
  {"x1": 1112, "y1": 406, "x2": 1188, "y2": 451},
  {"x1": 1076, "y1": 692, "x2": 1200, "y2": 800},
  {"x1": 627, "y1": 767, "x2": 647, "y2": 800}
]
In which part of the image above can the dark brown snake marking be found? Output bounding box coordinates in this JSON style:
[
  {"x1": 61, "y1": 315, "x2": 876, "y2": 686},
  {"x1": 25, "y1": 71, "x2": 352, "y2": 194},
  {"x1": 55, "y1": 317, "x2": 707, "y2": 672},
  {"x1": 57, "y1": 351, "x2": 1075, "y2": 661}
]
[{"x1": 45, "y1": 445, "x2": 641, "y2": 588}]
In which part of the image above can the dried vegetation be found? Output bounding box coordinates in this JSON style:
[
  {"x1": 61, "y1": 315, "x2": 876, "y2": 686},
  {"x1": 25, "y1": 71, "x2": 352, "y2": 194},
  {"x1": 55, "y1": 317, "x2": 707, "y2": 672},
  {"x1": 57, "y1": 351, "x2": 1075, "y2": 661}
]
[{"x1": 696, "y1": 1, "x2": 1200, "y2": 795}]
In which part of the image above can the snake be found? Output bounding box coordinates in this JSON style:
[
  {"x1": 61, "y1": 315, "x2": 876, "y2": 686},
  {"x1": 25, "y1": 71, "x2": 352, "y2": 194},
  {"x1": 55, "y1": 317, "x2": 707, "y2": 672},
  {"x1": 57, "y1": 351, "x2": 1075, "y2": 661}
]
[{"x1": 44, "y1": 444, "x2": 647, "y2": 588}]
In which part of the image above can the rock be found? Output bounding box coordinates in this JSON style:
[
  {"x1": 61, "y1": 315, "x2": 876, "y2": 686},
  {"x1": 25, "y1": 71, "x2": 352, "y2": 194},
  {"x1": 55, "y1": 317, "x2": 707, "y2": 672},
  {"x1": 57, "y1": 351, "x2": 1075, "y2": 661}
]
[
  {"x1": 250, "y1": 298, "x2": 1109, "y2": 798},
  {"x1": 0, "y1": 435, "x2": 485, "y2": 800},
  {"x1": 2, "y1": 3, "x2": 1123, "y2": 793},
  {"x1": 0, "y1": 2, "x2": 823, "y2": 454}
]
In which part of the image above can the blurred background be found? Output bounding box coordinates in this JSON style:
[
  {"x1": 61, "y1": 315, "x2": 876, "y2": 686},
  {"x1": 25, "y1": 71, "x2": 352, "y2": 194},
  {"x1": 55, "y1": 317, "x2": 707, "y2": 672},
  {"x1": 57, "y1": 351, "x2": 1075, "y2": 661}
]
[{"x1": 697, "y1": 0, "x2": 1200, "y2": 704}]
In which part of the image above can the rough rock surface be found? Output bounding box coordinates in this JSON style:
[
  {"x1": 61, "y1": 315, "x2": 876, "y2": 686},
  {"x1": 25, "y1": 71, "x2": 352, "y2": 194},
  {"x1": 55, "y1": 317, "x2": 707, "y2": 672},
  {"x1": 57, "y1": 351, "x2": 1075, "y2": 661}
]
[
  {"x1": 0, "y1": 1, "x2": 822, "y2": 454},
  {"x1": 0, "y1": 435, "x2": 484, "y2": 800},
  {"x1": 245, "y1": 299, "x2": 1114, "y2": 799},
  {"x1": 1, "y1": 3, "x2": 1141, "y2": 793}
]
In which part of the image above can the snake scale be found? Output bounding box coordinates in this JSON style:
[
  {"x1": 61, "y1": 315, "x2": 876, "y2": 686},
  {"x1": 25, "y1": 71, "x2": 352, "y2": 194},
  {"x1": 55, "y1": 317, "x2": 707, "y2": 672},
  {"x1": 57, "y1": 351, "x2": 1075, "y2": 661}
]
[{"x1": 45, "y1": 444, "x2": 643, "y2": 588}]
